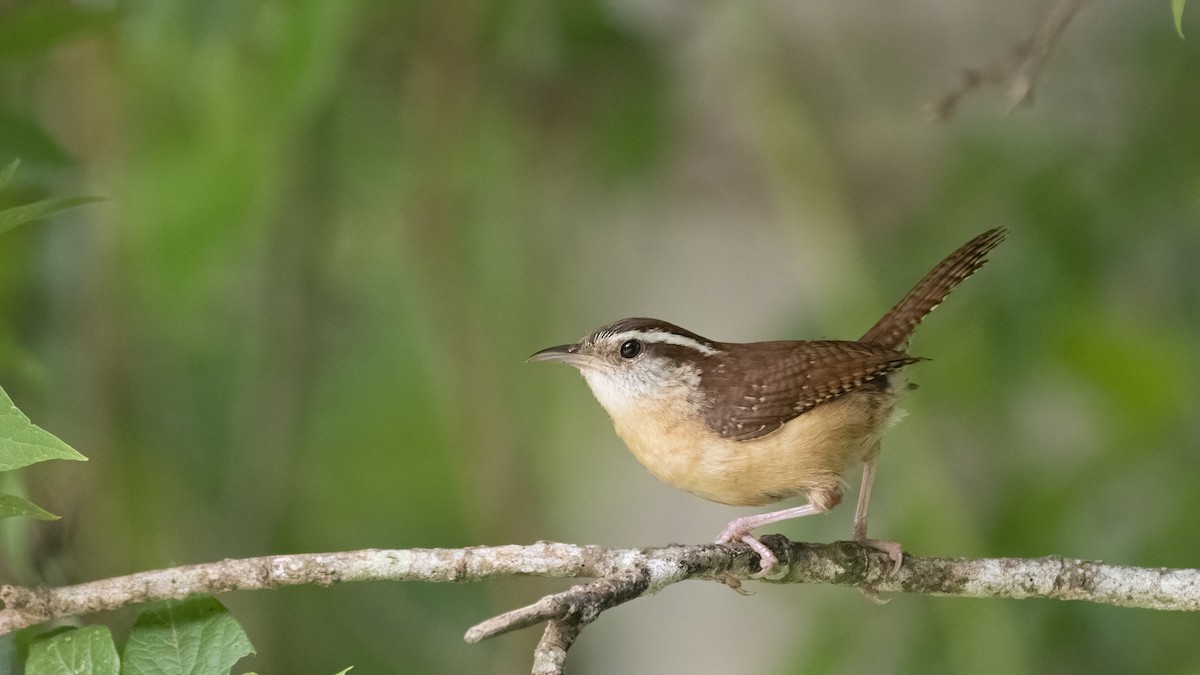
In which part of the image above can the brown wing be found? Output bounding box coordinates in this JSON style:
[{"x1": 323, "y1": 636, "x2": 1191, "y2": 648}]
[
  {"x1": 701, "y1": 340, "x2": 921, "y2": 441},
  {"x1": 862, "y1": 228, "x2": 1006, "y2": 351}
]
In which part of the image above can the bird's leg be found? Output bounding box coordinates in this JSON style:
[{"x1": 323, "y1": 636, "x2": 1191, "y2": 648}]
[
  {"x1": 716, "y1": 504, "x2": 821, "y2": 576},
  {"x1": 716, "y1": 488, "x2": 841, "y2": 576},
  {"x1": 851, "y1": 457, "x2": 877, "y2": 541},
  {"x1": 852, "y1": 455, "x2": 903, "y2": 574}
]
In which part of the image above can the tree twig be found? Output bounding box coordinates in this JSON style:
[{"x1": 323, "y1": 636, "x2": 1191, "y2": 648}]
[
  {"x1": 3, "y1": 537, "x2": 1198, "y2": 673},
  {"x1": 931, "y1": 0, "x2": 1088, "y2": 119},
  {"x1": 532, "y1": 617, "x2": 585, "y2": 675},
  {"x1": 464, "y1": 568, "x2": 653, "y2": 643}
]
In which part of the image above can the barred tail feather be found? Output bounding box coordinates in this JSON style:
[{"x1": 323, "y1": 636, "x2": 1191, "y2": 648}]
[{"x1": 861, "y1": 228, "x2": 1006, "y2": 351}]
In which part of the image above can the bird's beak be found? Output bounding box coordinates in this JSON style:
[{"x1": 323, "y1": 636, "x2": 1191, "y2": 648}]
[{"x1": 528, "y1": 343, "x2": 596, "y2": 369}]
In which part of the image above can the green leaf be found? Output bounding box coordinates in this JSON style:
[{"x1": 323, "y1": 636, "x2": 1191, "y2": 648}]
[
  {"x1": 1176, "y1": 0, "x2": 1188, "y2": 37},
  {"x1": 121, "y1": 597, "x2": 255, "y2": 675},
  {"x1": 26, "y1": 625, "x2": 120, "y2": 675},
  {"x1": 0, "y1": 196, "x2": 100, "y2": 237},
  {"x1": 0, "y1": 384, "x2": 87, "y2": 472},
  {"x1": 0, "y1": 491, "x2": 59, "y2": 520}
]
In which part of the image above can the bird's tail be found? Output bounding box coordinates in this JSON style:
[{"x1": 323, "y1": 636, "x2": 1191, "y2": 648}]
[{"x1": 861, "y1": 228, "x2": 1007, "y2": 351}]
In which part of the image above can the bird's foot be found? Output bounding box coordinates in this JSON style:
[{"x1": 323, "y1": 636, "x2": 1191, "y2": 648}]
[
  {"x1": 716, "y1": 524, "x2": 778, "y2": 577},
  {"x1": 858, "y1": 537, "x2": 903, "y2": 575}
]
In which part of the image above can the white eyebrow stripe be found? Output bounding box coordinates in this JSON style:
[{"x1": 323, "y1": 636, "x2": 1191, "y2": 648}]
[{"x1": 619, "y1": 330, "x2": 721, "y2": 356}]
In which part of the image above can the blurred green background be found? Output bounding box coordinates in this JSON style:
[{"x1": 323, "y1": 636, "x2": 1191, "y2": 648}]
[{"x1": 2, "y1": 0, "x2": 1199, "y2": 672}]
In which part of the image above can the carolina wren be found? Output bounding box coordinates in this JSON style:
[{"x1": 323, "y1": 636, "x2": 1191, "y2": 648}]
[{"x1": 531, "y1": 229, "x2": 1005, "y2": 574}]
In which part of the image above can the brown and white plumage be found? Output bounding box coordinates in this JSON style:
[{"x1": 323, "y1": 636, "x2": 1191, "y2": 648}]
[{"x1": 530, "y1": 229, "x2": 1006, "y2": 574}]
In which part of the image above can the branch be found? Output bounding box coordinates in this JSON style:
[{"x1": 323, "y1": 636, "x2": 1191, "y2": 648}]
[
  {"x1": 3, "y1": 537, "x2": 1198, "y2": 673},
  {"x1": 931, "y1": 0, "x2": 1088, "y2": 119}
]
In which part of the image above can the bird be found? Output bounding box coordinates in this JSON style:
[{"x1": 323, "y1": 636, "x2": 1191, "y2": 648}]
[{"x1": 529, "y1": 228, "x2": 1006, "y2": 575}]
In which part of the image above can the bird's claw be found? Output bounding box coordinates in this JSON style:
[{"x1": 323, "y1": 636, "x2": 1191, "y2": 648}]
[
  {"x1": 717, "y1": 529, "x2": 778, "y2": 577},
  {"x1": 859, "y1": 538, "x2": 903, "y2": 575}
]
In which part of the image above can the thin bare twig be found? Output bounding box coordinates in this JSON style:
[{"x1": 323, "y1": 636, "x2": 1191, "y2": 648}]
[
  {"x1": 931, "y1": 0, "x2": 1088, "y2": 119},
  {"x1": 464, "y1": 568, "x2": 653, "y2": 643},
  {"x1": 532, "y1": 617, "x2": 585, "y2": 675},
  {"x1": 3, "y1": 537, "x2": 1199, "y2": 673}
]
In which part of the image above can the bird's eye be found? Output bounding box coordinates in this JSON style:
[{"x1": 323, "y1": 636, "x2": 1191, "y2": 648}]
[{"x1": 619, "y1": 339, "x2": 642, "y2": 359}]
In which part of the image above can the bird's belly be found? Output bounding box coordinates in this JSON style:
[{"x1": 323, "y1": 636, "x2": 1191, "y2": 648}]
[{"x1": 612, "y1": 391, "x2": 896, "y2": 507}]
